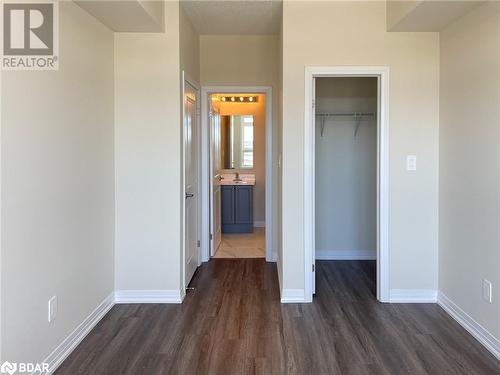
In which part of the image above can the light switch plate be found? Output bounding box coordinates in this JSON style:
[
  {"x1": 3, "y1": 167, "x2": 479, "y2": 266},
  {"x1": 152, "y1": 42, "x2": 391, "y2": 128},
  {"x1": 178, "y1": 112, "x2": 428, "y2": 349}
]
[
  {"x1": 482, "y1": 279, "x2": 492, "y2": 303},
  {"x1": 48, "y1": 296, "x2": 57, "y2": 322},
  {"x1": 406, "y1": 155, "x2": 417, "y2": 171}
]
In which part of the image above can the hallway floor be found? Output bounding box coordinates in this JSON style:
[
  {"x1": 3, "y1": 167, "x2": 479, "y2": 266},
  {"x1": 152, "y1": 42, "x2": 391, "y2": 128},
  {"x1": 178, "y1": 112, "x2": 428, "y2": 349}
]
[
  {"x1": 55, "y1": 260, "x2": 500, "y2": 375},
  {"x1": 213, "y1": 228, "x2": 265, "y2": 258}
]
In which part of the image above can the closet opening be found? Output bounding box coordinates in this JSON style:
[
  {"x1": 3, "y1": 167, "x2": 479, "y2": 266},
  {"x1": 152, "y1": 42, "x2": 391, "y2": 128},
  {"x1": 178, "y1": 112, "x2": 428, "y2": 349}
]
[
  {"x1": 315, "y1": 77, "x2": 378, "y2": 301},
  {"x1": 304, "y1": 67, "x2": 390, "y2": 303}
]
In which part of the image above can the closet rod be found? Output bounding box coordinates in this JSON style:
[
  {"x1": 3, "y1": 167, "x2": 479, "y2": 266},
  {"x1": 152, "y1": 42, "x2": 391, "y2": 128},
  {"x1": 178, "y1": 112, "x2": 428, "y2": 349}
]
[{"x1": 317, "y1": 112, "x2": 376, "y2": 137}]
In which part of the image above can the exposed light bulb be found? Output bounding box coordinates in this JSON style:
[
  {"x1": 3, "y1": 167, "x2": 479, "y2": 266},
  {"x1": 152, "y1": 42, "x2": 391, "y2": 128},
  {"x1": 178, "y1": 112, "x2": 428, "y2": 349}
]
[
  {"x1": 240, "y1": 97, "x2": 244, "y2": 101},
  {"x1": 221, "y1": 97, "x2": 226, "y2": 101},
  {"x1": 249, "y1": 97, "x2": 254, "y2": 102},
  {"x1": 231, "y1": 97, "x2": 235, "y2": 102}
]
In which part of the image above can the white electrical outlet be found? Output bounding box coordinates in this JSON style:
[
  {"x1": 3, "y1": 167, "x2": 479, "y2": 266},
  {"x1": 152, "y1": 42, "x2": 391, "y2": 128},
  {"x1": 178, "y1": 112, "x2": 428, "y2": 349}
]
[
  {"x1": 48, "y1": 296, "x2": 57, "y2": 322},
  {"x1": 482, "y1": 279, "x2": 492, "y2": 303},
  {"x1": 406, "y1": 155, "x2": 417, "y2": 171}
]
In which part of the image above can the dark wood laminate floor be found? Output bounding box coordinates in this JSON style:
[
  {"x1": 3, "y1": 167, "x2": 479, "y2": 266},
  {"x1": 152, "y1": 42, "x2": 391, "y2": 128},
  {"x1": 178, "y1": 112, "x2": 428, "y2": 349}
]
[{"x1": 56, "y1": 260, "x2": 500, "y2": 375}]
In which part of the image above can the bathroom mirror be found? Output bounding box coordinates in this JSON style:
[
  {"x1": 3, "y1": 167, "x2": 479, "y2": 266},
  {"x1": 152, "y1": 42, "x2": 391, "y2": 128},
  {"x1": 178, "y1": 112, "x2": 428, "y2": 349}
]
[{"x1": 221, "y1": 115, "x2": 254, "y2": 169}]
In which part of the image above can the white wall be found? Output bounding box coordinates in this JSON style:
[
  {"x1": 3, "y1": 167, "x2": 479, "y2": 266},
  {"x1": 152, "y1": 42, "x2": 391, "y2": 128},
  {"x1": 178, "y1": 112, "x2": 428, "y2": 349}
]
[
  {"x1": 180, "y1": 5, "x2": 200, "y2": 83},
  {"x1": 439, "y1": 2, "x2": 500, "y2": 341},
  {"x1": 282, "y1": 1, "x2": 439, "y2": 294},
  {"x1": 114, "y1": 2, "x2": 182, "y2": 293},
  {"x1": 315, "y1": 78, "x2": 377, "y2": 257},
  {"x1": 200, "y1": 35, "x2": 280, "y2": 89},
  {"x1": 1, "y1": 1, "x2": 114, "y2": 363}
]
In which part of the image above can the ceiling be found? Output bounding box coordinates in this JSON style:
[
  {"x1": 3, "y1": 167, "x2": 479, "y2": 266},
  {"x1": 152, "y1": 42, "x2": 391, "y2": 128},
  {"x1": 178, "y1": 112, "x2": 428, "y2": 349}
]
[
  {"x1": 181, "y1": 0, "x2": 282, "y2": 35},
  {"x1": 387, "y1": 0, "x2": 485, "y2": 32},
  {"x1": 75, "y1": 0, "x2": 164, "y2": 32}
]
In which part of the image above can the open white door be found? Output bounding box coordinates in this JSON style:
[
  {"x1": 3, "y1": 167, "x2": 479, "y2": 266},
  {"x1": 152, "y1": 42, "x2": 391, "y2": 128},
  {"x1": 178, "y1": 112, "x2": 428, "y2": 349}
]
[
  {"x1": 184, "y1": 77, "x2": 199, "y2": 288},
  {"x1": 210, "y1": 98, "x2": 222, "y2": 256}
]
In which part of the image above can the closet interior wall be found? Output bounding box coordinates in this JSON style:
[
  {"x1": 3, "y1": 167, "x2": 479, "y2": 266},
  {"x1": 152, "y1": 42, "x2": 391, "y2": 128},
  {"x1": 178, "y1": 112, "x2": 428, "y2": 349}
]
[{"x1": 315, "y1": 77, "x2": 378, "y2": 260}]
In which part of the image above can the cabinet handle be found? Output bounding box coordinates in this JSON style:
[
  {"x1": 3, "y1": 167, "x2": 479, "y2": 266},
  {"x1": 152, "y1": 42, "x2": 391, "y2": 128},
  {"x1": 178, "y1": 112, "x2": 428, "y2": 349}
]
[{"x1": 185, "y1": 193, "x2": 194, "y2": 198}]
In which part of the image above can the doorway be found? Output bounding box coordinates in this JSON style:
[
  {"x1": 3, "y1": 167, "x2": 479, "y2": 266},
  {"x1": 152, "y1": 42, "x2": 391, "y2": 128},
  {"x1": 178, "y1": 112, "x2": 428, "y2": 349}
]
[
  {"x1": 201, "y1": 86, "x2": 274, "y2": 262},
  {"x1": 214, "y1": 104, "x2": 265, "y2": 258},
  {"x1": 304, "y1": 66, "x2": 390, "y2": 303}
]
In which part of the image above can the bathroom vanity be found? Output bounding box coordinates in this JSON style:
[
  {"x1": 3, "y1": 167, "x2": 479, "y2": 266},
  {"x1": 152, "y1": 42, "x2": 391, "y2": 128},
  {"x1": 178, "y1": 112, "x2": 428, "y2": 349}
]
[{"x1": 220, "y1": 174, "x2": 255, "y2": 233}]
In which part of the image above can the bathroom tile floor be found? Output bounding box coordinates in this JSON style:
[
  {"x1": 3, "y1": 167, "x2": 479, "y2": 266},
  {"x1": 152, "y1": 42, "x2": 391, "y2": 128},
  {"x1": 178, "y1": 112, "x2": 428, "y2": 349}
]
[{"x1": 213, "y1": 227, "x2": 265, "y2": 258}]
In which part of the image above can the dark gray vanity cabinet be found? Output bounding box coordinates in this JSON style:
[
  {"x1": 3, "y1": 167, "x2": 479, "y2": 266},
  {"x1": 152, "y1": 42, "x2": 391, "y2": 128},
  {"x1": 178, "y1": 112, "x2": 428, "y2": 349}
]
[{"x1": 221, "y1": 185, "x2": 253, "y2": 233}]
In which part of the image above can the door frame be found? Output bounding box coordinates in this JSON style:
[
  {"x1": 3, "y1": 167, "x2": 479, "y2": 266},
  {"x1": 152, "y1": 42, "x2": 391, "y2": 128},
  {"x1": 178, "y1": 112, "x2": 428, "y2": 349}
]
[
  {"x1": 200, "y1": 86, "x2": 274, "y2": 262},
  {"x1": 181, "y1": 71, "x2": 202, "y2": 296},
  {"x1": 304, "y1": 66, "x2": 390, "y2": 303}
]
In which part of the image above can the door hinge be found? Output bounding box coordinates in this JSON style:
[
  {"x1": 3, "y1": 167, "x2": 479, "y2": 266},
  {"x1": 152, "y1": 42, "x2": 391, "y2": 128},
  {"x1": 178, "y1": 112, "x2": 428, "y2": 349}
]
[
  {"x1": 312, "y1": 264, "x2": 315, "y2": 272},
  {"x1": 197, "y1": 240, "x2": 200, "y2": 247},
  {"x1": 210, "y1": 233, "x2": 213, "y2": 240},
  {"x1": 312, "y1": 99, "x2": 316, "y2": 109}
]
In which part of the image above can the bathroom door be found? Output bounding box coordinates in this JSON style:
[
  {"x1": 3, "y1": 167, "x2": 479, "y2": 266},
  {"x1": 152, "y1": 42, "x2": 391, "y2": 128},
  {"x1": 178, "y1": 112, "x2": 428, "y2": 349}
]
[
  {"x1": 184, "y1": 77, "x2": 199, "y2": 289},
  {"x1": 210, "y1": 100, "x2": 222, "y2": 255}
]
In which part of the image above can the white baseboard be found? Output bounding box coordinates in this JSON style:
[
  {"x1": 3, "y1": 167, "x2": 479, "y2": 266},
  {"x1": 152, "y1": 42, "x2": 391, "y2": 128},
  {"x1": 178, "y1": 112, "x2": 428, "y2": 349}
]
[
  {"x1": 281, "y1": 289, "x2": 306, "y2": 303},
  {"x1": 40, "y1": 292, "x2": 115, "y2": 375},
  {"x1": 265, "y1": 251, "x2": 277, "y2": 263},
  {"x1": 38, "y1": 289, "x2": 185, "y2": 374},
  {"x1": 316, "y1": 249, "x2": 376, "y2": 260},
  {"x1": 438, "y1": 291, "x2": 500, "y2": 360},
  {"x1": 253, "y1": 221, "x2": 265, "y2": 228},
  {"x1": 114, "y1": 289, "x2": 183, "y2": 304},
  {"x1": 32, "y1": 287, "x2": 500, "y2": 375},
  {"x1": 389, "y1": 289, "x2": 437, "y2": 303}
]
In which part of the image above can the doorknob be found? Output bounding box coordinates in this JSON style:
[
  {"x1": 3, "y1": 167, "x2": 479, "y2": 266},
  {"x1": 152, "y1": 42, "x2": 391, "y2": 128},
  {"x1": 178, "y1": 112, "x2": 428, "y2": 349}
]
[{"x1": 185, "y1": 193, "x2": 194, "y2": 198}]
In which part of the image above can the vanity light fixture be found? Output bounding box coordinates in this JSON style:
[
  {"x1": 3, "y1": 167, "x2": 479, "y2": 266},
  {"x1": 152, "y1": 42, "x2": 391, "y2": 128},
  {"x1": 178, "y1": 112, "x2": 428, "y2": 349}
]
[{"x1": 219, "y1": 96, "x2": 259, "y2": 103}]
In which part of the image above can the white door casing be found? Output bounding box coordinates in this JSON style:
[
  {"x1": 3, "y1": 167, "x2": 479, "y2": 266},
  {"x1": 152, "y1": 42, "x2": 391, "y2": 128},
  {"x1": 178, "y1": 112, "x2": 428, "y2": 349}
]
[{"x1": 304, "y1": 66, "x2": 390, "y2": 303}]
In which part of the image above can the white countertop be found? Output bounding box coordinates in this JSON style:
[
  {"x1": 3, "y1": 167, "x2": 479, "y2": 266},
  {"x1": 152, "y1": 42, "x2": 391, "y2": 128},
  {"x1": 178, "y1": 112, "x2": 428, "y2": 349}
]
[{"x1": 219, "y1": 173, "x2": 255, "y2": 186}]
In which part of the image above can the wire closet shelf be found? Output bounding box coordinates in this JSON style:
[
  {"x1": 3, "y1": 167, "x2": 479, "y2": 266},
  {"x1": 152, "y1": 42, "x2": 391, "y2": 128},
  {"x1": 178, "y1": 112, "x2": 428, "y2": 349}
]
[{"x1": 316, "y1": 112, "x2": 376, "y2": 137}]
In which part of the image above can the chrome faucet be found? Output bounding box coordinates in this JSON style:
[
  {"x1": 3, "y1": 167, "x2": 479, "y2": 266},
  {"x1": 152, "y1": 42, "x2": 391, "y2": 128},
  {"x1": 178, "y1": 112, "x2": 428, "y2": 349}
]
[{"x1": 234, "y1": 172, "x2": 242, "y2": 182}]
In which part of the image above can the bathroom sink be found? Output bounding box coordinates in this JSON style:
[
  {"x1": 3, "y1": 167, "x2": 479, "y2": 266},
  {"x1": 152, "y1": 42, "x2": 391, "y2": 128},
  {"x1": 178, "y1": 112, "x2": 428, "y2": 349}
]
[
  {"x1": 219, "y1": 173, "x2": 256, "y2": 186},
  {"x1": 220, "y1": 179, "x2": 255, "y2": 186}
]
